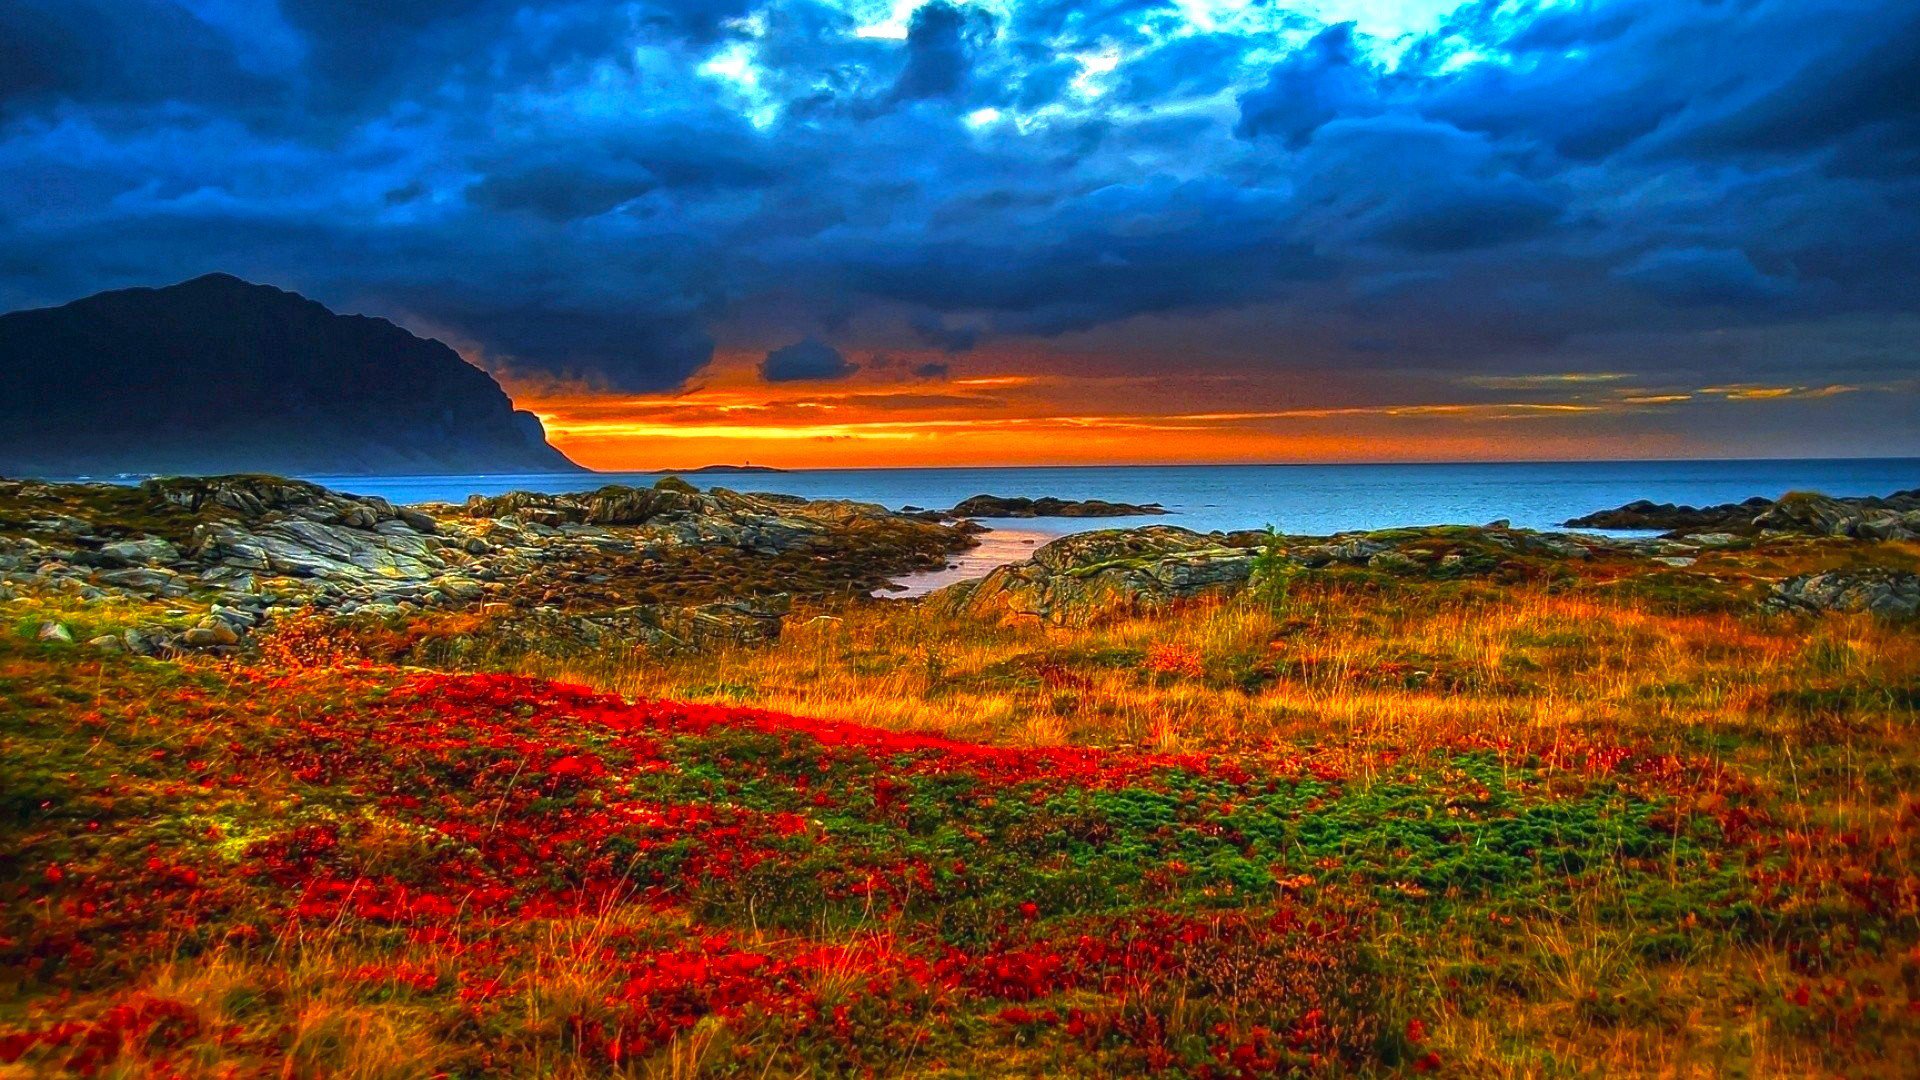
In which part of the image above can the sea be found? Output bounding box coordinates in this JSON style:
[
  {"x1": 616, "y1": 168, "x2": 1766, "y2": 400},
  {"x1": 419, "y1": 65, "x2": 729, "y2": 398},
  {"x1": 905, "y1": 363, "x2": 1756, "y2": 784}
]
[
  {"x1": 307, "y1": 458, "x2": 1918, "y2": 537},
  {"x1": 292, "y1": 458, "x2": 1918, "y2": 596}
]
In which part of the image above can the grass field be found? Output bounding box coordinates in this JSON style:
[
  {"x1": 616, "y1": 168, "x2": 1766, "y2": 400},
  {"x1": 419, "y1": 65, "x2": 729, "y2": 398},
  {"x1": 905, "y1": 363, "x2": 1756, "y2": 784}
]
[{"x1": 4, "y1": 544, "x2": 1919, "y2": 1076}]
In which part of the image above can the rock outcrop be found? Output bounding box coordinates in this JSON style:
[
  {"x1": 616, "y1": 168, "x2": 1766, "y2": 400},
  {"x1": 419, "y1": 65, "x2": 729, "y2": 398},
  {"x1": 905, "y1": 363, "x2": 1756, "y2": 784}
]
[
  {"x1": 1765, "y1": 570, "x2": 1920, "y2": 619},
  {"x1": 1564, "y1": 497, "x2": 1773, "y2": 532},
  {"x1": 943, "y1": 495, "x2": 1169, "y2": 518},
  {"x1": 934, "y1": 527, "x2": 1253, "y2": 624},
  {"x1": 931, "y1": 524, "x2": 1620, "y2": 625},
  {"x1": 0, "y1": 474, "x2": 970, "y2": 655},
  {"x1": 1566, "y1": 488, "x2": 1920, "y2": 539},
  {"x1": 1751, "y1": 492, "x2": 1920, "y2": 541}
]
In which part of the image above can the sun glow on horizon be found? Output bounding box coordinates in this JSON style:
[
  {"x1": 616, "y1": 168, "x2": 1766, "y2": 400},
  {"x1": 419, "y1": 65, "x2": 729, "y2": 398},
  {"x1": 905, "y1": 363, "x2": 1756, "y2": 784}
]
[{"x1": 499, "y1": 357, "x2": 1881, "y2": 471}]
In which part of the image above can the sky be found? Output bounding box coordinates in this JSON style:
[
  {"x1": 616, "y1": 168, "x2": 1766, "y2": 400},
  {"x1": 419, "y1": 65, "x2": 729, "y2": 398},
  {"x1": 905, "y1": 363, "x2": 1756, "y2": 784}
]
[{"x1": 2, "y1": 0, "x2": 1917, "y2": 468}]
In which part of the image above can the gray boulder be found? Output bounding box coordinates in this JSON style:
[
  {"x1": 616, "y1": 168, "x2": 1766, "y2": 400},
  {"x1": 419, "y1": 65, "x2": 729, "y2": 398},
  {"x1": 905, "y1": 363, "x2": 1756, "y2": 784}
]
[
  {"x1": 1754, "y1": 493, "x2": 1868, "y2": 537},
  {"x1": 935, "y1": 527, "x2": 1253, "y2": 625},
  {"x1": 191, "y1": 518, "x2": 447, "y2": 582},
  {"x1": 1752, "y1": 494, "x2": 1920, "y2": 542},
  {"x1": 1766, "y1": 570, "x2": 1920, "y2": 618},
  {"x1": 97, "y1": 536, "x2": 182, "y2": 566},
  {"x1": 1567, "y1": 488, "x2": 1920, "y2": 539}
]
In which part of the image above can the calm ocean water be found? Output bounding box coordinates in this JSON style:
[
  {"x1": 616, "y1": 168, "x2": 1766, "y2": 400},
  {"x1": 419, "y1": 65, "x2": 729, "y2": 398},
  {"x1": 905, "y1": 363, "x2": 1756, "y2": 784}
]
[{"x1": 307, "y1": 459, "x2": 1920, "y2": 538}]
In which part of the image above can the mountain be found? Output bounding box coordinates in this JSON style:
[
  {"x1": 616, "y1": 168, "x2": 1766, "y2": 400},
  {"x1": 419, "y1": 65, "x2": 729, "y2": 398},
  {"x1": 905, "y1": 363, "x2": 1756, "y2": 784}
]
[{"x1": 0, "y1": 274, "x2": 582, "y2": 477}]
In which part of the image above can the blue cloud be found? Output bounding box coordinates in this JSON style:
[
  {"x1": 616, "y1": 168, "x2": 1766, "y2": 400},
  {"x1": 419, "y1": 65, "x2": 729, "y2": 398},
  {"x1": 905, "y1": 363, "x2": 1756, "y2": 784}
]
[
  {"x1": 762, "y1": 337, "x2": 857, "y2": 381},
  {"x1": 909, "y1": 313, "x2": 980, "y2": 353},
  {"x1": 1290, "y1": 117, "x2": 1566, "y2": 252},
  {"x1": 1117, "y1": 32, "x2": 1250, "y2": 104},
  {"x1": 0, "y1": 0, "x2": 279, "y2": 112},
  {"x1": 0, "y1": 0, "x2": 1914, "y2": 404},
  {"x1": 890, "y1": 2, "x2": 990, "y2": 102},
  {"x1": 1235, "y1": 23, "x2": 1377, "y2": 148},
  {"x1": 1614, "y1": 247, "x2": 1798, "y2": 307}
]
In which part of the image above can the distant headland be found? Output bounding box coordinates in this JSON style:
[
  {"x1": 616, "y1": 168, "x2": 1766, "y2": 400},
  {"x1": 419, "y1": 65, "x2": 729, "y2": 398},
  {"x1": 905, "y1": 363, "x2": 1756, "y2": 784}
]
[{"x1": 0, "y1": 274, "x2": 581, "y2": 478}]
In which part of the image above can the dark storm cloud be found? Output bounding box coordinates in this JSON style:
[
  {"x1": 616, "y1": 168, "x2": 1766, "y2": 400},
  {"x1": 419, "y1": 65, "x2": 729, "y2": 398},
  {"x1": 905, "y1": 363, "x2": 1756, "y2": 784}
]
[
  {"x1": 834, "y1": 177, "x2": 1330, "y2": 335},
  {"x1": 0, "y1": 0, "x2": 280, "y2": 113},
  {"x1": 1654, "y1": 6, "x2": 1920, "y2": 166},
  {"x1": 469, "y1": 118, "x2": 780, "y2": 221},
  {"x1": 1288, "y1": 117, "x2": 1566, "y2": 253},
  {"x1": 909, "y1": 313, "x2": 980, "y2": 353},
  {"x1": 762, "y1": 337, "x2": 857, "y2": 381},
  {"x1": 1235, "y1": 23, "x2": 1377, "y2": 148},
  {"x1": 1613, "y1": 248, "x2": 1798, "y2": 308},
  {"x1": 890, "y1": 2, "x2": 990, "y2": 102},
  {"x1": 0, "y1": 0, "x2": 1917, "y2": 418}
]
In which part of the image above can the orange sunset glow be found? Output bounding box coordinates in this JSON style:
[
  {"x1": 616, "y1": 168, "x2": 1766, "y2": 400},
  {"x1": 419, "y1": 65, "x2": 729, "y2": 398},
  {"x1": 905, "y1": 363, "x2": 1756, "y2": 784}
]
[{"x1": 508, "y1": 351, "x2": 1887, "y2": 470}]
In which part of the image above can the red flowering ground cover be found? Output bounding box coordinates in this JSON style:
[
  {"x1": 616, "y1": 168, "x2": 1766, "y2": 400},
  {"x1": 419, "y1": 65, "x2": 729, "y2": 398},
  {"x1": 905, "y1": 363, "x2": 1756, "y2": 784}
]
[{"x1": 3, "y1": 650, "x2": 1917, "y2": 1075}]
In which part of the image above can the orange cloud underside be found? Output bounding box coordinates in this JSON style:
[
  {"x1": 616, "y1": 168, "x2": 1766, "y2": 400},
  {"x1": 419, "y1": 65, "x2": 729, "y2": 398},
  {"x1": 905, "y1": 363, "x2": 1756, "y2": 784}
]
[{"x1": 505, "y1": 354, "x2": 1849, "y2": 470}]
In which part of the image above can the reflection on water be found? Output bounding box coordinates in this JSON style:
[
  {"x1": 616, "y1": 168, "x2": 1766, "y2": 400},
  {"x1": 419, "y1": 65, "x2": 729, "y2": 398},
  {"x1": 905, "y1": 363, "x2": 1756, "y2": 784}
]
[{"x1": 878, "y1": 526, "x2": 1054, "y2": 598}]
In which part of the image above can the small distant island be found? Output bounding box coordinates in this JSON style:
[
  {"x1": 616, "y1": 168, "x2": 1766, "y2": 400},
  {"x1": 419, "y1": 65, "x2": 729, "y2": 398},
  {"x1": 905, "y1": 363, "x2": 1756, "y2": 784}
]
[
  {"x1": 658, "y1": 465, "x2": 790, "y2": 475},
  {"x1": 941, "y1": 494, "x2": 1170, "y2": 518}
]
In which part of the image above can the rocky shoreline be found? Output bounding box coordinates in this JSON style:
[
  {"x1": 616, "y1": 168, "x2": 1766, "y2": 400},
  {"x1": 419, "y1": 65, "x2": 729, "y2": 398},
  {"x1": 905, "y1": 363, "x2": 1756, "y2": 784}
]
[
  {"x1": 935, "y1": 512, "x2": 1920, "y2": 623},
  {"x1": 932, "y1": 523, "x2": 1609, "y2": 625},
  {"x1": 0, "y1": 474, "x2": 971, "y2": 657},
  {"x1": 1565, "y1": 488, "x2": 1920, "y2": 539},
  {"x1": 7, "y1": 476, "x2": 1917, "y2": 664}
]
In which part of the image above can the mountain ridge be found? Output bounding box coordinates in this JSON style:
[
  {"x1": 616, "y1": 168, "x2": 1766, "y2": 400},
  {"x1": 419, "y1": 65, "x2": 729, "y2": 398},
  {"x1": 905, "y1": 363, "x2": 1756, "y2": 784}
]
[{"x1": 0, "y1": 274, "x2": 583, "y2": 477}]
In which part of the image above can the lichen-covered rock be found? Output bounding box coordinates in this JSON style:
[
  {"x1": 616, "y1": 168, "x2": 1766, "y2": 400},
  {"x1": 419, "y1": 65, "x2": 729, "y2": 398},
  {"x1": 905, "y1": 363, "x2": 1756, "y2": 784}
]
[
  {"x1": 1754, "y1": 493, "x2": 1871, "y2": 537},
  {"x1": 1564, "y1": 497, "x2": 1773, "y2": 532},
  {"x1": 1765, "y1": 570, "x2": 1920, "y2": 618},
  {"x1": 97, "y1": 536, "x2": 181, "y2": 566},
  {"x1": 463, "y1": 479, "x2": 740, "y2": 526},
  {"x1": 2, "y1": 473, "x2": 973, "y2": 657},
  {"x1": 1366, "y1": 551, "x2": 1423, "y2": 573},
  {"x1": 1567, "y1": 488, "x2": 1920, "y2": 539},
  {"x1": 510, "y1": 595, "x2": 794, "y2": 655},
  {"x1": 142, "y1": 475, "x2": 421, "y2": 529},
  {"x1": 935, "y1": 523, "x2": 1628, "y2": 625},
  {"x1": 185, "y1": 617, "x2": 241, "y2": 647},
  {"x1": 189, "y1": 518, "x2": 448, "y2": 582},
  {"x1": 935, "y1": 527, "x2": 1254, "y2": 625},
  {"x1": 1030, "y1": 527, "x2": 1224, "y2": 571},
  {"x1": 1752, "y1": 493, "x2": 1920, "y2": 542},
  {"x1": 1296, "y1": 538, "x2": 1387, "y2": 566}
]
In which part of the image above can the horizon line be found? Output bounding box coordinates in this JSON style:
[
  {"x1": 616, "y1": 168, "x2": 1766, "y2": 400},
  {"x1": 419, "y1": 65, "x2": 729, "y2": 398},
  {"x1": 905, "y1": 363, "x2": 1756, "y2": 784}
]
[
  {"x1": 230, "y1": 453, "x2": 1920, "y2": 481},
  {"x1": 574, "y1": 453, "x2": 1920, "y2": 475}
]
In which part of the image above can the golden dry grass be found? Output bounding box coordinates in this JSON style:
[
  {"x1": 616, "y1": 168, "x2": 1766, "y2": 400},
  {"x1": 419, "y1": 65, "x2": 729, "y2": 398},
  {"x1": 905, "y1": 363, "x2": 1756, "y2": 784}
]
[
  {"x1": 8, "y1": 551, "x2": 1918, "y2": 1077},
  {"x1": 513, "y1": 579, "x2": 1917, "y2": 760},
  {"x1": 483, "y1": 576, "x2": 1920, "y2": 1077}
]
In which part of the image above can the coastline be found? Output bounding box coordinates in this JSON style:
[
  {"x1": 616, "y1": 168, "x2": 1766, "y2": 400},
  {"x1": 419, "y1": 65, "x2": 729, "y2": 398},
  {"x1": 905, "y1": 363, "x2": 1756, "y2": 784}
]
[
  {"x1": 286, "y1": 458, "x2": 1920, "y2": 537},
  {"x1": 879, "y1": 524, "x2": 1056, "y2": 598}
]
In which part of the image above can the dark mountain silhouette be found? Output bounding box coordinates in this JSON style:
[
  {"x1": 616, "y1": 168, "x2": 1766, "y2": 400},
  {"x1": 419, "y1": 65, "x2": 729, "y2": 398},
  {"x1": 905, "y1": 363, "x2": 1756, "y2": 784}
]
[{"x1": 0, "y1": 274, "x2": 582, "y2": 477}]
